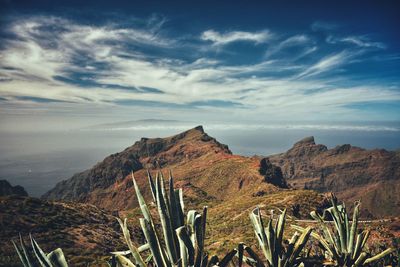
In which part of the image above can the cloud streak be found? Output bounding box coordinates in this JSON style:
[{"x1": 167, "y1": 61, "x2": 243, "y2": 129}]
[
  {"x1": 201, "y1": 29, "x2": 272, "y2": 45},
  {"x1": 0, "y1": 15, "x2": 398, "y2": 124}
]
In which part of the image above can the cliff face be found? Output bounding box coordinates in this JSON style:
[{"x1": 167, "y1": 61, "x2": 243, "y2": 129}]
[
  {"x1": 269, "y1": 136, "x2": 400, "y2": 217},
  {"x1": 0, "y1": 180, "x2": 28, "y2": 197}
]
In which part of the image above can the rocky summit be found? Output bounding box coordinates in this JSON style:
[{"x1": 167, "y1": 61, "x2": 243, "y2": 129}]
[{"x1": 269, "y1": 136, "x2": 400, "y2": 217}]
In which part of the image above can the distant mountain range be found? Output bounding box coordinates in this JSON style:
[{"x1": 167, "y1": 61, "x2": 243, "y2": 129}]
[{"x1": 43, "y1": 126, "x2": 400, "y2": 217}]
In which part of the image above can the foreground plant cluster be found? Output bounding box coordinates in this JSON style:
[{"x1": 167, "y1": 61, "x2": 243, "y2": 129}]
[{"x1": 12, "y1": 172, "x2": 396, "y2": 267}]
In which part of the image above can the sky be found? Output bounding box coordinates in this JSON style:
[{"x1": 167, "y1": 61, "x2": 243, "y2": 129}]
[{"x1": 0, "y1": 0, "x2": 400, "y2": 132}]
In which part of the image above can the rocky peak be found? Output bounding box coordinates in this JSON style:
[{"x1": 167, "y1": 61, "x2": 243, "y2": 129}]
[
  {"x1": 286, "y1": 136, "x2": 327, "y2": 158},
  {"x1": 294, "y1": 136, "x2": 316, "y2": 146},
  {"x1": 0, "y1": 180, "x2": 28, "y2": 197}
]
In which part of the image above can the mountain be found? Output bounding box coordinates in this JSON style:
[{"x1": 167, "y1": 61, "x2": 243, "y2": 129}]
[
  {"x1": 43, "y1": 127, "x2": 400, "y2": 219},
  {"x1": 43, "y1": 126, "x2": 328, "y2": 254},
  {"x1": 0, "y1": 180, "x2": 28, "y2": 197},
  {"x1": 43, "y1": 126, "x2": 289, "y2": 209},
  {"x1": 269, "y1": 136, "x2": 400, "y2": 217},
  {"x1": 0, "y1": 195, "x2": 127, "y2": 266}
]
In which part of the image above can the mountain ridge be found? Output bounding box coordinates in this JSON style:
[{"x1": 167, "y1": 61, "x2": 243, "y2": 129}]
[
  {"x1": 43, "y1": 128, "x2": 400, "y2": 217},
  {"x1": 269, "y1": 136, "x2": 400, "y2": 217}
]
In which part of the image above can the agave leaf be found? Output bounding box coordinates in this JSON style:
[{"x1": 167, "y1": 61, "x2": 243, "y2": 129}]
[
  {"x1": 140, "y1": 218, "x2": 169, "y2": 267},
  {"x1": 116, "y1": 218, "x2": 146, "y2": 267},
  {"x1": 176, "y1": 226, "x2": 195, "y2": 266},
  {"x1": 288, "y1": 226, "x2": 312, "y2": 265},
  {"x1": 156, "y1": 174, "x2": 178, "y2": 263},
  {"x1": 207, "y1": 255, "x2": 219, "y2": 267},
  {"x1": 237, "y1": 243, "x2": 244, "y2": 267},
  {"x1": 352, "y1": 232, "x2": 363, "y2": 260},
  {"x1": 20, "y1": 234, "x2": 35, "y2": 267},
  {"x1": 168, "y1": 175, "x2": 180, "y2": 230},
  {"x1": 12, "y1": 239, "x2": 31, "y2": 267},
  {"x1": 360, "y1": 230, "x2": 370, "y2": 250},
  {"x1": 286, "y1": 232, "x2": 300, "y2": 261},
  {"x1": 243, "y1": 246, "x2": 265, "y2": 267},
  {"x1": 195, "y1": 206, "x2": 208, "y2": 267},
  {"x1": 132, "y1": 173, "x2": 152, "y2": 223},
  {"x1": 250, "y1": 208, "x2": 270, "y2": 262},
  {"x1": 147, "y1": 170, "x2": 157, "y2": 204},
  {"x1": 201, "y1": 254, "x2": 209, "y2": 267},
  {"x1": 30, "y1": 234, "x2": 53, "y2": 267},
  {"x1": 108, "y1": 255, "x2": 117, "y2": 267},
  {"x1": 364, "y1": 248, "x2": 395, "y2": 264},
  {"x1": 47, "y1": 248, "x2": 68, "y2": 267},
  {"x1": 310, "y1": 211, "x2": 340, "y2": 256},
  {"x1": 347, "y1": 201, "x2": 360, "y2": 255},
  {"x1": 265, "y1": 219, "x2": 275, "y2": 264},
  {"x1": 353, "y1": 252, "x2": 367, "y2": 267},
  {"x1": 115, "y1": 254, "x2": 136, "y2": 267},
  {"x1": 218, "y1": 249, "x2": 237, "y2": 267},
  {"x1": 275, "y1": 209, "x2": 286, "y2": 254}
]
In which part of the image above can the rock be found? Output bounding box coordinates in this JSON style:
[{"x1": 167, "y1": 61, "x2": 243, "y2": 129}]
[
  {"x1": 259, "y1": 158, "x2": 288, "y2": 188},
  {"x1": 0, "y1": 180, "x2": 28, "y2": 196}
]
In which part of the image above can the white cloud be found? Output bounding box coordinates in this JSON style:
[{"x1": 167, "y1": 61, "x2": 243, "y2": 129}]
[
  {"x1": 201, "y1": 29, "x2": 271, "y2": 45},
  {"x1": 296, "y1": 50, "x2": 352, "y2": 78},
  {"x1": 0, "y1": 15, "x2": 398, "y2": 125},
  {"x1": 327, "y1": 35, "x2": 386, "y2": 49}
]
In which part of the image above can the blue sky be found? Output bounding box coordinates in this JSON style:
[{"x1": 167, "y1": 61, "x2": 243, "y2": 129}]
[{"x1": 0, "y1": 0, "x2": 399, "y2": 131}]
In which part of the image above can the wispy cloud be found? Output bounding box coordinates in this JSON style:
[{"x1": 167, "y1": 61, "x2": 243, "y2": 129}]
[
  {"x1": 296, "y1": 50, "x2": 353, "y2": 78},
  {"x1": 200, "y1": 29, "x2": 272, "y2": 45},
  {"x1": 327, "y1": 35, "x2": 386, "y2": 49},
  {"x1": 0, "y1": 15, "x2": 398, "y2": 124}
]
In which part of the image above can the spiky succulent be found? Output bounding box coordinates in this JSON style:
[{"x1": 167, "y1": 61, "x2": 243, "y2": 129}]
[
  {"x1": 12, "y1": 234, "x2": 68, "y2": 267},
  {"x1": 293, "y1": 194, "x2": 395, "y2": 266},
  {"x1": 111, "y1": 171, "x2": 241, "y2": 267},
  {"x1": 250, "y1": 207, "x2": 312, "y2": 267}
]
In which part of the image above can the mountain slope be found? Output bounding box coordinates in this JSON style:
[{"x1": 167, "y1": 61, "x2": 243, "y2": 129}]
[
  {"x1": 269, "y1": 136, "x2": 400, "y2": 217},
  {"x1": 43, "y1": 128, "x2": 400, "y2": 217},
  {"x1": 43, "y1": 126, "x2": 290, "y2": 211},
  {"x1": 0, "y1": 195, "x2": 127, "y2": 266}
]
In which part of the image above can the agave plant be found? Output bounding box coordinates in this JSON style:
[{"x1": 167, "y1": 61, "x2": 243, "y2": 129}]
[
  {"x1": 111, "y1": 171, "x2": 241, "y2": 267},
  {"x1": 292, "y1": 194, "x2": 395, "y2": 266},
  {"x1": 12, "y1": 233, "x2": 68, "y2": 267},
  {"x1": 249, "y1": 207, "x2": 312, "y2": 267}
]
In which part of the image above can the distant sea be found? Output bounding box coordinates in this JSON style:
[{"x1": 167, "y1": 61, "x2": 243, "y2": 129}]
[{"x1": 1, "y1": 121, "x2": 399, "y2": 197}]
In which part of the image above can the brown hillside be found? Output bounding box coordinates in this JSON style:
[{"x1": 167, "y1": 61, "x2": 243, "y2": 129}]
[
  {"x1": 43, "y1": 126, "x2": 287, "y2": 211},
  {"x1": 0, "y1": 195, "x2": 128, "y2": 266},
  {"x1": 269, "y1": 136, "x2": 400, "y2": 217}
]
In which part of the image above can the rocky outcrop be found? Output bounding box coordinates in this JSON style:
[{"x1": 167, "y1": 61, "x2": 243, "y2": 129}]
[
  {"x1": 43, "y1": 126, "x2": 233, "y2": 202},
  {"x1": 259, "y1": 158, "x2": 287, "y2": 188},
  {"x1": 0, "y1": 180, "x2": 28, "y2": 196},
  {"x1": 269, "y1": 136, "x2": 400, "y2": 217}
]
